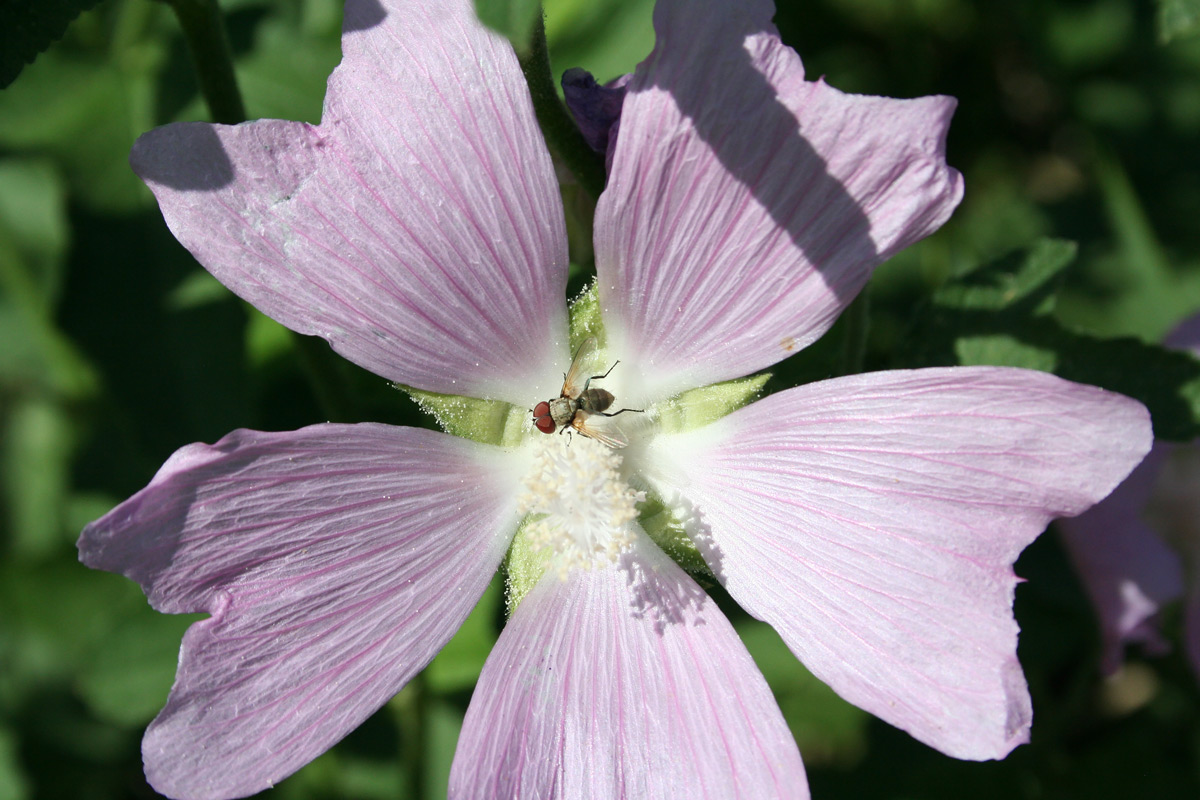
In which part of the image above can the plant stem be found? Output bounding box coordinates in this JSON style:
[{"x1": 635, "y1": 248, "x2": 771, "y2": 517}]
[
  {"x1": 161, "y1": 1, "x2": 364, "y2": 421},
  {"x1": 518, "y1": 11, "x2": 607, "y2": 202},
  {"x1": 395, "y1": 673, "x2": 429, "y2": 799},
  {"x1": 839, "y1": 290, "x2": 870, "y2": 376},
  {"x1": 290, "y1": 334, "x2": 357, "y2": 423},
  {"x1": 162, "y1": 0, "x2": 246, "y2": 124}
]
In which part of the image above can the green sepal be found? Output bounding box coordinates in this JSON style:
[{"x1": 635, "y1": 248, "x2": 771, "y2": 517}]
[
  {"x1": 636, "y1": 489, "x2": 712, "y2": 581},
  {"x1": 568, "y1": 280, "x2": 605, "y2": 352},
  {"x1": 397, "y1": 385, "x2": 527, "y2": 447},
  {"x1": 503, "y1": 491, "x2": 718, "y2": 619},
  {"x1": 655, "y1": 373, "x2": 771, "y2": 435},
  {"x1": 503, "y1": 515, "x2": 548, "y2": 616}
]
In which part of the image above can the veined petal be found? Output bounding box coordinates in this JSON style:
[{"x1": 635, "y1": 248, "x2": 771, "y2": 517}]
[
  {"x1": 1058, "y1": 446, "x2": 1184, "y2": 672},
  {"x1": 131, "y1": 0, "x2": 569, "y2": 405},
  {"x1": 595, "y1": 0, "x2": 962, "y2": 401},
  {"x1": 449, "y1": 537, "x2": 807, "y2": 799},
  {"x1": 643, "y1": 368, "x2": 1151, "y2": 759},
  {"x1": 78, "y1": 424, "x2": 522, "y2": 800}
]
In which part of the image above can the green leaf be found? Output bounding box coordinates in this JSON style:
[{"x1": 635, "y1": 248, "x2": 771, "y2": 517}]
[
  {"x1": 908, "y1": 240, "x2": 1200, "y2": 442},
  {"x1": 2, "y1": 398, "x2": 74, "y2": 558},
  {"x1": 423, "y1": 698, "x2": 465, "y2": 800},
  {"x1": 0, "y1": 159, "x2": 68, "y2": 309},
  {"x1": 0, "y1": 156, "x2": 99, "y2": 401},
  {"x1": 0, "y1": 51, "x2": 157, "y2": 213},
  {"x1": 545, "y1": 0, "x2": 655, "y2": 83},
  {"x1": 736, "y1": 620, "x2": 869, "y2": 766},
  {"x1": 0, "y1": 727, "x2": 30, "y2": 800},
  {"x1": 0, "y1": 562, "x2": 144, "y2": 689},
  {"x1": 1158, "y1": 0, "x2": 1200, "y2": 42},
  {"x1": 75, "y1": 611, "x2": 196, "y2": 727},
  {"x1": 232, "y1": 14, "x2": 342, "y2": 122},
  {"x1": 0, "y1": 0, "x2": 103, "y2": 88},
  {"x1": 932, "y1": 238, "x2": 1077, "y2": 314},
  {"x1": 423, "y1": 577, "x2": 501, "y2": 693},
  {"x1": 953, "y1": 334, "x2": 1057, "y2": 372},
  {"x1": 474, "y1": 0, "x2": 542, "y2": 53}
]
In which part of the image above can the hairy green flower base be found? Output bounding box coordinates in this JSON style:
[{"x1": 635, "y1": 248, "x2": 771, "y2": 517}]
[
  {"x1": 567, "y1": 280, "x2": 605, "y2": 350},
  {"x1": 635, "y1": 488, "x2": 713, "y2": 579},
  {"x1": 503, "y1": 515, "x2": 547, "y2": 616},
  {"x1": 653, "y1": 372, "x2": 771, "y2": 434},
  {"x1": 400, "y1": 385, "x2": 529, "y2": 447}
]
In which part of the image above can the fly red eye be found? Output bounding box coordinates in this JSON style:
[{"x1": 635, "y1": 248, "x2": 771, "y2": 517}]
[
  {"x1": 535, "y1": 416, "x2": 556, "y2": 434},
  {"x1": 533, "y1": 401, "x2": 550, "y2": 418}
]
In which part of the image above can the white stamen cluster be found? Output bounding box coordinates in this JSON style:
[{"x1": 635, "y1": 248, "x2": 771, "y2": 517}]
[{"x1": 517, "y1": 435, "x2": 642, "y2": 573}]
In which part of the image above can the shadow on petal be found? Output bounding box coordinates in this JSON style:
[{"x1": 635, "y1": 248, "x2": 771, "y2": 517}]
[
  {"x1": 644, "y1": 1, "x2": 877, "y2": 306},
  {"x1": 131, "y1": 123, "x2": 235, "y2": 191},
  {"x1": 343, "y1": 0, "x2": 388, "y2": 33},
  {"x1": 619, "y1": 543, "x2": 710, "y2": 634}
]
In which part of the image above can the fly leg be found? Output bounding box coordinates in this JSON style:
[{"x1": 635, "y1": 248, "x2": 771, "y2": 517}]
[
  {"x1": 597, "y1": 407, "x2": 644, "y2": 417},
  {"x1": 580, "y1": 361, "x2": 620, "y2": 394}
]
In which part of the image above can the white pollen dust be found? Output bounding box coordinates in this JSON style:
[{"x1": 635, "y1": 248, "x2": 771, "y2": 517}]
[{"x1": 517, "y1": 434, "x2": 643, "y2": 574}]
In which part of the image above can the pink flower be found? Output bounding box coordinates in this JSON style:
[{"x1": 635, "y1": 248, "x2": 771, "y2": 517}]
[
  {"x1": 79, "y1": 1, "x2": 1152, "y2": 798},
  {"x1": 1059, "y1": 314, "x2": 1200, "y2": 679}
]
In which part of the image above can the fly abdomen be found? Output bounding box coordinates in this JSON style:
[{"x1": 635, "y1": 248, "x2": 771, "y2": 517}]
[{"x1": 579, "y1": 387, "x2": 615, "y2": 415}]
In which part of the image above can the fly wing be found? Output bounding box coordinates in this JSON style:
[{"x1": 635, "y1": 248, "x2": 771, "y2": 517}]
[
  {"x1": 560, "y1": 336, "x2": 598, "y2": 399},
  {"x1": 571, "y1": 410, "x2": 629, "y2": 449}
]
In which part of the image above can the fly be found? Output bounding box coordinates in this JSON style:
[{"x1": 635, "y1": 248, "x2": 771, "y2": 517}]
[{"x1": 531, "y1": 337, "x2": 642, "y2": 449}]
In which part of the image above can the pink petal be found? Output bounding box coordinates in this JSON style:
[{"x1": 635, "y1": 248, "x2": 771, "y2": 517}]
[
  {"x1": 1058, "y1": 445, "x2": 1184, "y2": 672},
  {"x1": 449, "y1": 537, "x2": 808, "y2": 799},
  {"x1": 131, "y1": 0, "x2": 569, "y2": 404},
  {"x1": 594, "y1": 0, "x2": 963, "y2": 400},
  {"x1": 79, "y1": 424, "x2": 521, "y2": 800},
  {"x1": 643, "y1": 367, "x2": 1151, "y2": 759}
]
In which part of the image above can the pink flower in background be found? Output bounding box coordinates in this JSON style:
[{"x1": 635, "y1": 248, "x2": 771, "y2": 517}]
[
  {"x1": 78, "y1": 0, "x2": 1152, "y2": 798},
  {"x1": 1059, "y1": 314, "x2": 1200, "y2": 679}
]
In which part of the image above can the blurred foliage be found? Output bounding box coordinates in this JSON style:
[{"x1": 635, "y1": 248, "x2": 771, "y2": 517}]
[
  {"x1": 1159, "y1": 0, "x2": 1200, "y2": 42},
  {"x1": 1, "y1": 0, "x2": 1199, "y2": 798}
]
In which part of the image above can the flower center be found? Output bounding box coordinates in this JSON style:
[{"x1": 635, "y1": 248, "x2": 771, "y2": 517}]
[{"x1": 517, "y1": 435, "x2": 643, "y2": 573}]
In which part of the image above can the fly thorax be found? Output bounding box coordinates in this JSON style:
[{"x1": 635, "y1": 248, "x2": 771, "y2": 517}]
[
  {"x1": 516, "y1": 435, "x2": 643, "y2": 576},
  {"x1": 548, "y1": 397, "x2": 577, "y2": 427}
]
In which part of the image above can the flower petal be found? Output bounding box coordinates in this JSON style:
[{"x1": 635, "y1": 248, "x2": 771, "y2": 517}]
[
  {"x1": 449, "y1": 537, "x2": 808, "y2": 799},
  {"x1": 78, "y1": 424, "x2": 522, "y2": 800},
  {"x1": 594, "y1": 0, "x2": 962, "y2": 401},
  {"x1": 131, "y1": 0, "x2": 569, "y2": 404},
  {"x1": 643, "y1": 367, "x2": 1151, "y2": 759},
  {"x1": 1058, "y1": 445, "x2": 1184, "y2": 672}
]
